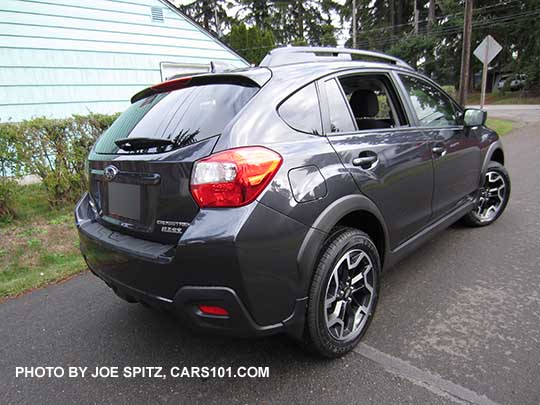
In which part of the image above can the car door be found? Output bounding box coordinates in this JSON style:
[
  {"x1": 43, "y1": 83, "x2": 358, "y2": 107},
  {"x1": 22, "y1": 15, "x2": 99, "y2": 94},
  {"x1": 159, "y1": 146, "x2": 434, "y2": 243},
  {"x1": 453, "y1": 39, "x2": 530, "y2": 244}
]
[
  {"x1": 396, "y1": 74, "x2": 482, "y2": 220},
  {"x1": 320, "y1": 71, "x2": 434, "y2": 249}
]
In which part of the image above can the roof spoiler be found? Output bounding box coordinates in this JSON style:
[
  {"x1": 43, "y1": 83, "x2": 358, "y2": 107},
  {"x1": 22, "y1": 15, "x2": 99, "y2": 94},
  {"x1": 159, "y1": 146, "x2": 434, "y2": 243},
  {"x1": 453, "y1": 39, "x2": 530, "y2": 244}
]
[
  {"x1": 259, "y1": 46, "x2": 413, "y2": 70},
  {"x1": 130, "y1": 74, "x2": 261, "y2": 104}
]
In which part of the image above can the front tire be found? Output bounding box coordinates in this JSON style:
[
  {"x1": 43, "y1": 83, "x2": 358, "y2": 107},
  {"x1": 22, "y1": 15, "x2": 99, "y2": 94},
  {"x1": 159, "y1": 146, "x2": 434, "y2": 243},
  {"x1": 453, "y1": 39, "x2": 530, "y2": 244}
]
[
  {"x1": 303, "y1": 227, "x2": 380, "y2": 358},
  {"x1": 462, "y1": 161, "x2": 510, "y2": 227}
]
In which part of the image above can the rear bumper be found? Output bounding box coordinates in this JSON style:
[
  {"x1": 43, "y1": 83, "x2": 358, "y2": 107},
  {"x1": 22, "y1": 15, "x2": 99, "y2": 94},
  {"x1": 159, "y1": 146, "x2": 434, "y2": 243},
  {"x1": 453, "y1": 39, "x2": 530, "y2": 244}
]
[{"x1": 76, "y1": 193, "x2": 309, "y2": 338}]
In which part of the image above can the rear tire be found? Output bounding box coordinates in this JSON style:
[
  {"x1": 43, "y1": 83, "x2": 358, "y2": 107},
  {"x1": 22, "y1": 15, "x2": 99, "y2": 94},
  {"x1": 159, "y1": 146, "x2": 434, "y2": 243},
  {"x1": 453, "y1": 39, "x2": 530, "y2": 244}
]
[
  {"x1": 303, "y1": 227, "x2": 380, "y2": 358},
  {"x1": 462, "y1": 161, "x2": 510, "y2": 227}
]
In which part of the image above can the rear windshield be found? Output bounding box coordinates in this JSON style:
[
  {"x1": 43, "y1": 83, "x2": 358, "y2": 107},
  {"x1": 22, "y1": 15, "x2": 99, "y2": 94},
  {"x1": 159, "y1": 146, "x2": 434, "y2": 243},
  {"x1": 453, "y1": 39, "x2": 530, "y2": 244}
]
[{"x1": 94, "y1": 83, "x2": 258, "y2": 154}]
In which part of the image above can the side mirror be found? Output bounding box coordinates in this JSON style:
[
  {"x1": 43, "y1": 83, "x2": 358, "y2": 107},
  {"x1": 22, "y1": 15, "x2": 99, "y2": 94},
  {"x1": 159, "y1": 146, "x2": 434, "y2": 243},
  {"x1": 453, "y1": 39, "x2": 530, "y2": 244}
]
[{"x1": 463, "y1": 108, "x2": 487, "y2": 127}]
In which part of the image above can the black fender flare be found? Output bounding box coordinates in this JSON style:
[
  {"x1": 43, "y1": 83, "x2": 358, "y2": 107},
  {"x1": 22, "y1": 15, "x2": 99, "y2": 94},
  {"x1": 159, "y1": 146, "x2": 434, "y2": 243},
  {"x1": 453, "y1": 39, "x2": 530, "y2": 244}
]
[
  {"x1": 296, "y1": 194, "x2": 390, "y2": 295},
  {"x1": 481, "y1": 140, "x2": 504, "y2": 183}
]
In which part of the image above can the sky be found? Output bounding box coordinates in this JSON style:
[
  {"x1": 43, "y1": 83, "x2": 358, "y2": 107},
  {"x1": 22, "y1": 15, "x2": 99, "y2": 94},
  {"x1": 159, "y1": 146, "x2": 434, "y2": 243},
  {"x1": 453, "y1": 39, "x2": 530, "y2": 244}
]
[{"x1": 171, "y1": 0, "x2": 350, "y2": 46}]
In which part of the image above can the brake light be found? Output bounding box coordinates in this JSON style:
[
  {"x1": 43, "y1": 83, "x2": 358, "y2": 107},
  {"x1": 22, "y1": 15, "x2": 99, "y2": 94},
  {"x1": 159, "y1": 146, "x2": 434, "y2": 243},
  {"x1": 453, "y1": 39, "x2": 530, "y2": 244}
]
[
  {"x1": 151, "y1": 76, "x2": 192, "y2": 93},
  {"x1": 190, "y1": 146, "x2": 282, "y2": 208},
  {"x1": 198, "y1": 305, "x2": 229, "y2": 316}
]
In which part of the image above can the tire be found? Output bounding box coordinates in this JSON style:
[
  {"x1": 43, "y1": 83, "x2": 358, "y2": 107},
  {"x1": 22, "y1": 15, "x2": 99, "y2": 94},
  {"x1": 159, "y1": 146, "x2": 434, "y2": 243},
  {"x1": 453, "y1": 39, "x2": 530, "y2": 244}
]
[
  {"x1": 462, "y1": 161, "x2": 510, "y2": 227},
  {"x1": 303, "y1": 227, "x2": 380, "y2": 358}
]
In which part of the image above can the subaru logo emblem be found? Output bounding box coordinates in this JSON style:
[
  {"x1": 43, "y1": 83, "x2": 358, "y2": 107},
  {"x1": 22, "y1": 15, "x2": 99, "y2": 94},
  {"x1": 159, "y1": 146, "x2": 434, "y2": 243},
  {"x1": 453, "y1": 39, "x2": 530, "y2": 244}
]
[{"x1": 103, "y1": 165, "x2": 119, "y2": 182}]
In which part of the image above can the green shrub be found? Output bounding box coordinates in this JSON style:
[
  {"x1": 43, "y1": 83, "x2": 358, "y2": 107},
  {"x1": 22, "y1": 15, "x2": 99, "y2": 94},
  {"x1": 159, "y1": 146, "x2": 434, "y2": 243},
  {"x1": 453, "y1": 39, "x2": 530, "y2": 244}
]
[
  {"x1": 0, "y1": 112, "x2": 119, "y2": 209},
  {"x1": 441, "y1": 85, "x2": 457, "y2": 99},
  {"x1": 0, "y1": 178, "x2": 18, "y2": 222},
  {"x1": 0, "y1": 122, "x2": 20, "y2": 221}
]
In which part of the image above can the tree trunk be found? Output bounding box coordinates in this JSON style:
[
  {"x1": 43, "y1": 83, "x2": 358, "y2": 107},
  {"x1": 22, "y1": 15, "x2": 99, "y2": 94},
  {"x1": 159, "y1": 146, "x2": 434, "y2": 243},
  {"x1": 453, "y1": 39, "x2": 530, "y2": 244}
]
[
  {"x1": 297, "y1": 1, "x2": 304, "y2": 42},
  {"x1": 428, "y1": 0, "x2": 436, "y2": 33}
]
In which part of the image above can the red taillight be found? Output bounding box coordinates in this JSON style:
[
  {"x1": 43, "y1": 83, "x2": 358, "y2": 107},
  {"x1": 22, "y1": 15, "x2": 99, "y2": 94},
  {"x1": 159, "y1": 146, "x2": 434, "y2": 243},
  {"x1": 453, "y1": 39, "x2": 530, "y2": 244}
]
[
  {"x1": 190, "y1": 146, "x2": 282, "y2": 208},
  {"x1": 198, "y1": 305, "x2": 229, "y2": 316}
]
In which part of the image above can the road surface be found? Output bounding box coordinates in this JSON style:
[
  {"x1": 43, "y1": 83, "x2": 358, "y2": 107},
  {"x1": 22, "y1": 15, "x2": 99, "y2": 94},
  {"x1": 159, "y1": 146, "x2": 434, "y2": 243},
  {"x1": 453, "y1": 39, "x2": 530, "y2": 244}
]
[{"x1": 1, "y1": 108, "x2": 539, "y2": 404}]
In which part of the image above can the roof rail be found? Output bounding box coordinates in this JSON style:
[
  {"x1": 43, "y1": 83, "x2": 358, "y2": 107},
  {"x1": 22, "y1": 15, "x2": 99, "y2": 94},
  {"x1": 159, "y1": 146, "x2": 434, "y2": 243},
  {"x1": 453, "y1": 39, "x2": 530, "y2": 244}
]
[{"x1": 259, "y1": 46, "x2": 413, "y2": 70}]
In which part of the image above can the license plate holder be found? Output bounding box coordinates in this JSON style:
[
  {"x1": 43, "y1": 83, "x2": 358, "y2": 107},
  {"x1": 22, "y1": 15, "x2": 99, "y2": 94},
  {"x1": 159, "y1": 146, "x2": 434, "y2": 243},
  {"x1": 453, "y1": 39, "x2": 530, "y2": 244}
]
[{"x1": 107, "y1": 182, "x2": 141, "y2": 221}]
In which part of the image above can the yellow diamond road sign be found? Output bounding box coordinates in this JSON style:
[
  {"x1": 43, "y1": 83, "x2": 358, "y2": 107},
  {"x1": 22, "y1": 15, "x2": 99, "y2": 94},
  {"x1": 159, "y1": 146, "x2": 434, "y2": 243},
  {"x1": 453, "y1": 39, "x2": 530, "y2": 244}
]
[{"x1": 474, "y1": 35, "x2": 502, "y2": 65}]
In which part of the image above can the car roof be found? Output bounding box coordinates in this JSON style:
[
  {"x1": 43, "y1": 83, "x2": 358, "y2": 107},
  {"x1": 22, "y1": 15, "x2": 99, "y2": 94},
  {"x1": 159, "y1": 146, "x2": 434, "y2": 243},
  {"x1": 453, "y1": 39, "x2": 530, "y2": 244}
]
[
  {"x1": 130, "y1": 60, "x2": 416, "y2": 105},
  {"x1": 268, "y1": 60, "x2": 412, "y2": 77},
  {"x1": 224, "y1": 60, "x2": 415, "y2": 94}
]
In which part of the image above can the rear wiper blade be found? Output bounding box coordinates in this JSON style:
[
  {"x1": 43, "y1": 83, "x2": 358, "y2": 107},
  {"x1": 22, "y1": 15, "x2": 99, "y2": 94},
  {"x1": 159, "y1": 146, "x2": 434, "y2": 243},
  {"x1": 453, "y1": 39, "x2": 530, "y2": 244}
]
[{"x1": 114, "y1": 137, "x2": 174, "y2": 151}]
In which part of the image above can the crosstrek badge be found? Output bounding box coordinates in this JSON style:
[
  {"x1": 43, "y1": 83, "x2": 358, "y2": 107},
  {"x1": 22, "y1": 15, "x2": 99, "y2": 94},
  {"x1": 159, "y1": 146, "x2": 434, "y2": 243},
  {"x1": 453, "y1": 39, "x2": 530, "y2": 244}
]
[{"x1": 156, "y1": 220, "x2": 189, "y2": 234}]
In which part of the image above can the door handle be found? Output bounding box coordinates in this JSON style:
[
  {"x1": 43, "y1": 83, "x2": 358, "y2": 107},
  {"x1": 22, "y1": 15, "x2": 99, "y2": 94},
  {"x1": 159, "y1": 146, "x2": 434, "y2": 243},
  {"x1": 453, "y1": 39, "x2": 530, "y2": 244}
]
[
  {"x1": 352, "y1": 153, "x2": 378, "y2": 169},
  {"x1": 432, "y1": 146, "x2": 446, "y2": 156}
]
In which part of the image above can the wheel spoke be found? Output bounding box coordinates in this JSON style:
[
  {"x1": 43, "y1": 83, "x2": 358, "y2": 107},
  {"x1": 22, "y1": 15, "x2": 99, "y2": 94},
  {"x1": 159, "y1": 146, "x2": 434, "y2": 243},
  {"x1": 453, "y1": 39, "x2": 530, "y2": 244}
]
[
  {"x1": 353, "y1": 304, "x2": 369, "y2": 329},
  {"x1": 364, "y1": 272, "x2": 374, "y2": 293},
  {"x1": 346, "y1": 250, "x2": 365, "y2": 270},
  {"x1": 325, "y1": 295, "x2": 337, "y2": 309},
  {"x1": 497, "y1": 185, "x2": 505, "y2": 201},
  {"x1": 485, "y1": 205, "x2": 497, "y2": 218},
  {"x1": 351, "y1": 271, "x2": 364, "y2": 286},
  {"x1": 327, "y1": 300, "x2": 345, "y2": 333}
]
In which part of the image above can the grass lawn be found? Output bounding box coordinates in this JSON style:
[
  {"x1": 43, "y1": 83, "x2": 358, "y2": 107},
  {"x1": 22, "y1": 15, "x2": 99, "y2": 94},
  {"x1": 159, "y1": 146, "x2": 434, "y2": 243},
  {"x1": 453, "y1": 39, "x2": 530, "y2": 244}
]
[
  {"x1": 0, "y1": 184, "x2": 84, "y2": 299},
  {"x1": 467, "y1": 92, "x2": 540, "y2": 105},
  {"x1": 486, "y1": 118, "x2": 514, "y2": 137}
]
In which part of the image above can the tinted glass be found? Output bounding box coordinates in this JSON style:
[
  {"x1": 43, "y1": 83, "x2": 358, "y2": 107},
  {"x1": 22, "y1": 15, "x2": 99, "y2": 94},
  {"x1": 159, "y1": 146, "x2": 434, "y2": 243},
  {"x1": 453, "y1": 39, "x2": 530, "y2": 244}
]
[
  {"x1": 400, "y1": 75, "x2": 458, "y2": 127},
  {"x1": 278, "y1": 83, "x2": 322, "y2": 135},
  {"x1": 323, "y1": 79, "x2": 355, "y2": 133},
  {"x1": 94, "y1": 83, "x2": 258, "y2": 154}
]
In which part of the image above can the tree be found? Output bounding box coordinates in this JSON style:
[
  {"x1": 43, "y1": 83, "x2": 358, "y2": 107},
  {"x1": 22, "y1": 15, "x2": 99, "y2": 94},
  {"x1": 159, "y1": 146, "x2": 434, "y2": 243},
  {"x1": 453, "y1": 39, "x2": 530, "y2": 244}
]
[
  {"x1": 226, "y1": 23, "x2": 275, "y2": 64},
  {"x1": 234, "y1": 1, "x2": 341, "y2": 46},
  {"x1": 178, "y1": 0, "x2": 232, "y2": 36},
  {"x1": 340, "y1": 0, "x2": 540, "y2": 90},
  {"x1": 180, "y1": 0, "x2": 540, "y2": 90}
]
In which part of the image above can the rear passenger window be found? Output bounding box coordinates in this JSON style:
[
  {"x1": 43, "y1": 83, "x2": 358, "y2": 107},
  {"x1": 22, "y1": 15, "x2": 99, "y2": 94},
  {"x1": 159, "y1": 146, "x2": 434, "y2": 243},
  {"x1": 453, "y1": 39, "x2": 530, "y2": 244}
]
[
  {"x1": 323, "y1": 79, "x2": 355, "y2": 133},
  {"x1": 278, "y1": 83, "x2": 323, "y2": 135}
]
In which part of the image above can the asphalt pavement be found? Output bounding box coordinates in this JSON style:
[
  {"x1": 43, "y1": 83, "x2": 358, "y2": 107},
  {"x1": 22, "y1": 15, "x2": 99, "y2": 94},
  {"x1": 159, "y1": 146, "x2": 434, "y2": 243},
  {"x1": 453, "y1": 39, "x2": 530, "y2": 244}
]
[{"x1": 1, "y1": 107, "x2": 539, "y2": 404}]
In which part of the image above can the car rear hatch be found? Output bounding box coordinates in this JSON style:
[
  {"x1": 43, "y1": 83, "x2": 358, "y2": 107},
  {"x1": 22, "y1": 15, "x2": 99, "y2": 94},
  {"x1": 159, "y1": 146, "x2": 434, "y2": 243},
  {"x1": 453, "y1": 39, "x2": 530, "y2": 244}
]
[{"x1": 87, "y1": 73, "x2": 266, "y2": 244}]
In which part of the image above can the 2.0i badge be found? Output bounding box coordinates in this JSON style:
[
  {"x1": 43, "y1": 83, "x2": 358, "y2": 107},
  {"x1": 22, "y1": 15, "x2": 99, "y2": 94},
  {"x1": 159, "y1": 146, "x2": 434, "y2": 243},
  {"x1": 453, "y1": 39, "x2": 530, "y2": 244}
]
[{"x1": 156, "y1": 220, "x2": 190, "y2": 234}]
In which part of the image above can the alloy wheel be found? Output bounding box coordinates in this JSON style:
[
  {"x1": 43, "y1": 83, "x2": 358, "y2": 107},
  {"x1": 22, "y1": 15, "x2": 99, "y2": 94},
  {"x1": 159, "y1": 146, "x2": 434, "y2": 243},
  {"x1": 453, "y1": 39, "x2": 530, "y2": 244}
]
[
  {"x1": 324, "y1": 249, "x2": 375, "y2": 341},
  {"x1": 474, "y1": 170, "x2": 507, "y2": 222}
]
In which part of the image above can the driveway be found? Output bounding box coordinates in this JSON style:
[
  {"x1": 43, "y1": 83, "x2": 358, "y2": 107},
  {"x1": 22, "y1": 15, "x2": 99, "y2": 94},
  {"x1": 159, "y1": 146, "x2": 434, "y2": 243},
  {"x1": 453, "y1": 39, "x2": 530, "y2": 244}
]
[
  {"x1": 1, "y1": 107, "x2": 539, "y2": 404},
  {"x1": 470, "y1": 104, "x2": 540, "y2": 124}
]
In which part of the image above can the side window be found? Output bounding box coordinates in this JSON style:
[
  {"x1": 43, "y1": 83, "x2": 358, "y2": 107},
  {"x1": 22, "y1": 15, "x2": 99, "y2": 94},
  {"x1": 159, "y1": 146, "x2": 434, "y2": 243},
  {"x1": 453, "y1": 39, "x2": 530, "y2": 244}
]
[
  {"x1": 278, "y1": 83, "x2": 322, "y2": 135},
  {"x1": 322, "y1": 79, "x2": 356, "y2": 133},
  {"x1": 337, "y1": 74, "x2": 406, "y2": 131},
  {"x1": 400, "y1": 75, "x2": 459, "y2": 127}
]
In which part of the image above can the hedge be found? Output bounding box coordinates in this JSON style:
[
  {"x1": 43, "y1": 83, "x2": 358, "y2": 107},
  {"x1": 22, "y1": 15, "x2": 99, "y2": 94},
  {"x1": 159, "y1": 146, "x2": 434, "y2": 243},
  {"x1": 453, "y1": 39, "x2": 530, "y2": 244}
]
[{"x1": 0, "y1": 113, "x2": 119, "y2": 217}]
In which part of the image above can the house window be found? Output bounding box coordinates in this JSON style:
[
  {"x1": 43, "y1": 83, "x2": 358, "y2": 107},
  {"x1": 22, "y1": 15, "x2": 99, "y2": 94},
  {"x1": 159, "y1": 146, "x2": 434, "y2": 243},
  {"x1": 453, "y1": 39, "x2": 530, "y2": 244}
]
[
  {"x1": 151, "y1": 7, "x2": 164, "y2": 23},
  {"x1": 159, "y1": 62, "x2": 210, "y2": 81}
]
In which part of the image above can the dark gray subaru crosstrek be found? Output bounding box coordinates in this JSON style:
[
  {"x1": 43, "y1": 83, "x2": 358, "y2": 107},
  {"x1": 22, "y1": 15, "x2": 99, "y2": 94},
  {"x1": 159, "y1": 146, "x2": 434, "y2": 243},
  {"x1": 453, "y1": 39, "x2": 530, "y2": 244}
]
[{"x1": 76, "y1": 47, "x2": 510, "y2": 357}]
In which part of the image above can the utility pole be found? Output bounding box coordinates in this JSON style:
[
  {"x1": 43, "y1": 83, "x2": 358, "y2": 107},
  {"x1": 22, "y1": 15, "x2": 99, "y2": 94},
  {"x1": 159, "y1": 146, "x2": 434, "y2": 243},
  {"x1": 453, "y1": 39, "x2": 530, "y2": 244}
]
[
  {"x1": 427, "y1": 0, "x2": 435, "y2": 33},
  {"x1": 414, "y1": 0, "x2": 419, "y2": 35},
  {"x1": 352, "y1": 0, "x2": 357, "y2": 48},
  {"x1": 458, "y1": 0, "x2": 473, "y2": 106}
]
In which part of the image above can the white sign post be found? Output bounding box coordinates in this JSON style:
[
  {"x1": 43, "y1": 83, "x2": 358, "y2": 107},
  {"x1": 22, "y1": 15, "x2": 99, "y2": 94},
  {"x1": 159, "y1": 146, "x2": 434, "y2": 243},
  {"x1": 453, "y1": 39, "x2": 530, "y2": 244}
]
[{"x1": 473, "y1": 35, "x2": 502, "y2": 109}]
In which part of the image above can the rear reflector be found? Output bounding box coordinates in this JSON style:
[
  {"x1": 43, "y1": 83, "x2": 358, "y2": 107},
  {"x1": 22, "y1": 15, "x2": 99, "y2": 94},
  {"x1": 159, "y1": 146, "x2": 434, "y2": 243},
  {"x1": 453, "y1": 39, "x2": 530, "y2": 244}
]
[
  {"x1": 198, "y1": 305, "x2": 229, "y2": 316},
  {"x1": 190, "y1": 146, "x2": 282, "y2": 208}
]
